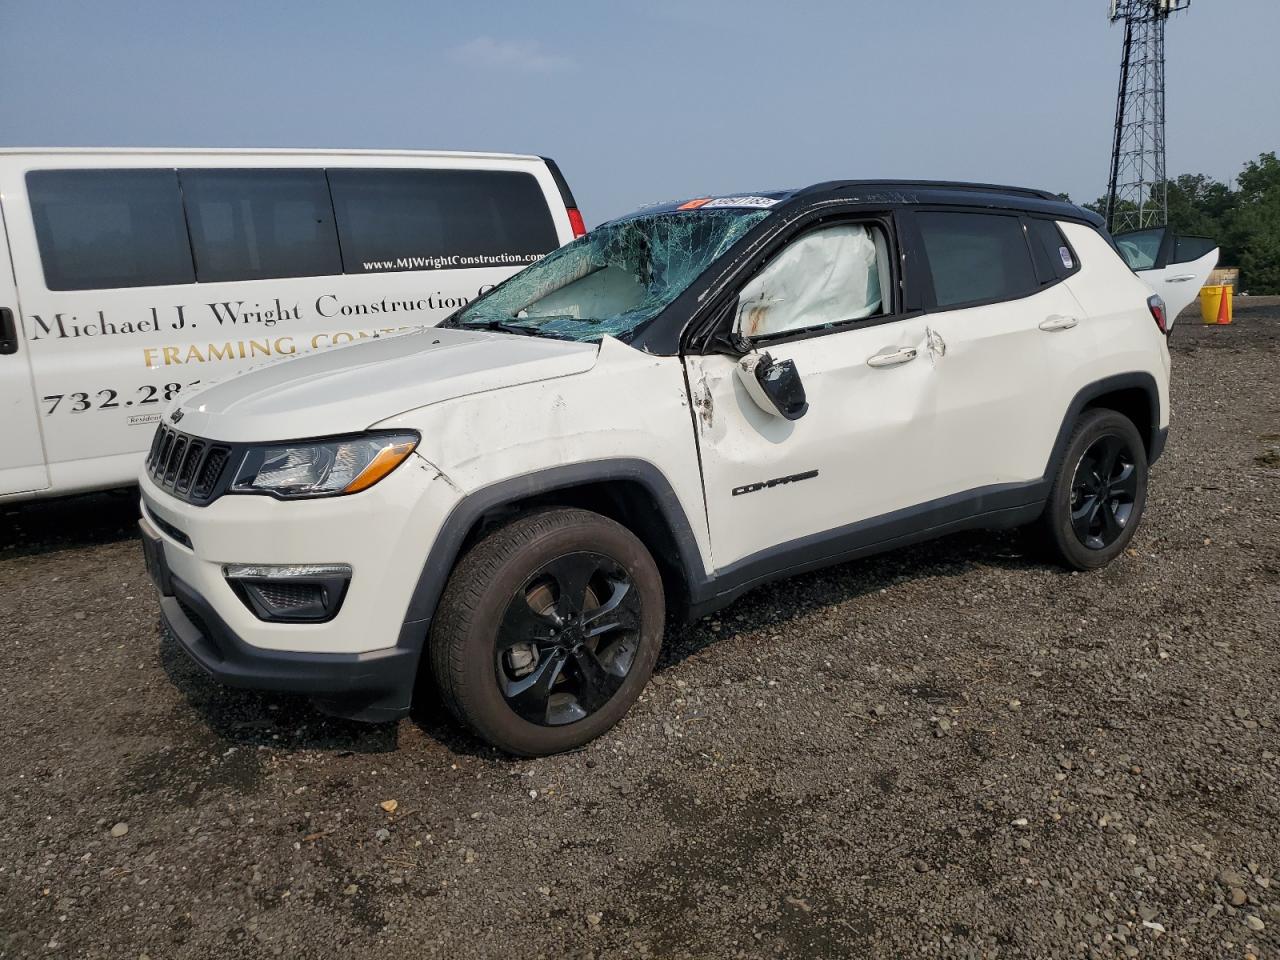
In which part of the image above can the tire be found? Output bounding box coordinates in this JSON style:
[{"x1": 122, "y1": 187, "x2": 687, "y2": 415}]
[
  {"x1": 1035, "y1": 408, "x2": 1149, "y2": 571},
  {"x1": 428, "y1": 508, "x2": 664, "y2": 756}
]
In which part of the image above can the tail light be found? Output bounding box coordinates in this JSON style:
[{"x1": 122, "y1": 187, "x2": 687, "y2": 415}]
[
  {"x1": 1147, "y1": 294, "x2": 1168, "y2": 335},
  {"x1": 566, "y1": 207, "x2": 587, "y2": 238}
]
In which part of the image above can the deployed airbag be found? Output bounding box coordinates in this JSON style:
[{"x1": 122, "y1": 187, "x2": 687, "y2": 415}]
[{"x1": 736, "y1": 224, "x2": 883, "y2": 338}]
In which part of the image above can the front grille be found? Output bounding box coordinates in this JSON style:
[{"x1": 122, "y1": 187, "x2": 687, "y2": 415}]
[
  {"x1": 145, "y1": 424, "x2": 232, "y2": 505},
  {"x1": 193, "y1": 448, "x2": 229, "y2": 499}
]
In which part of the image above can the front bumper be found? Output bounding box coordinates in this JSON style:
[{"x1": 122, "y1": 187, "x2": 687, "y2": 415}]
[
  {"x1": 163, "y1": 570, "x2": 416, "y2": 721},
  {"x1": 145, "y1": 516, "x2": 417, "y2": 721},
  {"x1": 137, "y1": 448, "x2": 463, "y2": 721}
]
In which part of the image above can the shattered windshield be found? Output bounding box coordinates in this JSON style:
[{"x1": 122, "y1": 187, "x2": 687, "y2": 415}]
[{"x1": 448, "y1": 209, "x2": 770, "y2": 342}]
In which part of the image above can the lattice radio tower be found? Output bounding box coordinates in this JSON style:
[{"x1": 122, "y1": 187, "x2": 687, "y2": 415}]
[{"x1": 1105, "y1": 0, "x2": 1191, "y2": 233}]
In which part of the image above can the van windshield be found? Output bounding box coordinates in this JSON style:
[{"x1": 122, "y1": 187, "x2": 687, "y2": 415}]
[{"x1": 447, "y1": 208, "x2": 770, "y2": 342}]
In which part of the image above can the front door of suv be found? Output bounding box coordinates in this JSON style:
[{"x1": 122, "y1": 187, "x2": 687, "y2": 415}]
[{"x1": 683, "y1": 216, "x2": 938, "y2": 577}]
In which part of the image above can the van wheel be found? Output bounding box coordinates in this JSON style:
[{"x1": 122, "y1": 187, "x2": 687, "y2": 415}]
[
  {"x1": 1035, "y1": 408, "x2": 1148, "y2": 570},
  {"x1": 428, "y1": 508, "x2": 664, "y2": 756}
]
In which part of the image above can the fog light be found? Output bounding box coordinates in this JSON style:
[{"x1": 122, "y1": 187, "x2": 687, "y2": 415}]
[{"x1": 224, "y1": 563, "x2": 351, "y2": 623}]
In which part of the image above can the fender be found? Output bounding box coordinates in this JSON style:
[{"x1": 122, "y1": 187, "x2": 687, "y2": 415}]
[
  {"x1": 1042, "y1": 371, "x2": 1166, "y2": 479},
  {"x1": 394, "y1": 458, "x2": 708, "y2": 649}
]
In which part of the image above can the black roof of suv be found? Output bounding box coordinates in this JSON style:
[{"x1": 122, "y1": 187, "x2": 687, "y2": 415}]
[{"x1": 633, "y1": 181, "x2": 1102, "y2": 229}]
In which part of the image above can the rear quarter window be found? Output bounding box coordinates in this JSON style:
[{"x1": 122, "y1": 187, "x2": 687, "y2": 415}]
[
  {"x1": 916, "y1": 211, "x2": 1038, "y2": 308},
  {"x1": 1026, "y1": 217, "x2": 1080, "y2": 282},
  {"x1": 26, "y1": 169, "x2": 196, "y2": 290},
  {"x1": 327, "y1": 169, "x2": 559, "y2": 273}
]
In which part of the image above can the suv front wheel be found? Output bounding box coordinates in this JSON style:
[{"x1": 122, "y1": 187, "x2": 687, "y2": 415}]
[
  {"x1": 1037, "y1": 408, "x2": 1149, "y2": 570},
  {"x1": 428, "y1": 508, "x2": 665, "y2": 756}
]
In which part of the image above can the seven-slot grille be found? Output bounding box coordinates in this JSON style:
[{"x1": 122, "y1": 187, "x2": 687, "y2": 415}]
[{"x1": 146, "y1": 424, "x2": 232, "y2": 504}]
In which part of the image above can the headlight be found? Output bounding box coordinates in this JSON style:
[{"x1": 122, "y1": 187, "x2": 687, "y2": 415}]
[{"x1": 231, "y1": 431, "x2": 419, "y2": 499}]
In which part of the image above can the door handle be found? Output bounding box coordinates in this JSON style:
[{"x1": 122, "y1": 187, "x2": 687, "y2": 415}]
[
  {"x1": 866, "y1": 347, "x2": 918, "y2": 368},
  {"x1": 0, "y1": 308, "x2": 18, "y2": 355},
  {"x1": 1039, "y1": 314, "x2": 1079, "y2": 332},
  {"x1": 1166, "y1": 274, "x2": 1197, "y2": 282}
]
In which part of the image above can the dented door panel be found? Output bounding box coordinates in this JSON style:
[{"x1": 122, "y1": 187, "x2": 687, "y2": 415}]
[
  {"x1": 686, "y1": 316, "x2": 937, "y2": 572},
  {"x1": 922, "y1": 279, "x2": 1089, "y2": 492}
]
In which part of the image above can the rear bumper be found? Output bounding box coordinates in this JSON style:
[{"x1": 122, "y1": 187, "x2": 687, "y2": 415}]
[{"x1": 158, "y1": 561, "x2": 419, "y2": 722}]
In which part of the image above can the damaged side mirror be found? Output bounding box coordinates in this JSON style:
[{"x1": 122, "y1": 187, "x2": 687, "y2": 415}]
[{"x1": 736, "y1": 351, "x2": 808, "y2": 421}]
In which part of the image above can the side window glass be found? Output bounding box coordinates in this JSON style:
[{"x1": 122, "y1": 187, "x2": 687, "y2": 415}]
[
  {"x1": 1173, "y1": 235, "x2": 1216, "y2": 264},
  {"x1": 327, "y1": 169, "x2": 559, "y2": 274},
  {"x1": 1113, "y1": 227, "x2": 1166, "y2": 271},
  {"x1": 735, "y1": 224, "x2": 888, "y2": 339},
  {"x1": 916, "y1": 211, "x2": 1037, "y2": 308},
  {"x1": 1026, "y1": 217, "x2": 1079, "y2": 281},
  {"x1": 26, "y1": 169, "x2": 195, "y2": 290},
  {"x1": 180, "y1": 169, "x2": 342, "y2": 282}
]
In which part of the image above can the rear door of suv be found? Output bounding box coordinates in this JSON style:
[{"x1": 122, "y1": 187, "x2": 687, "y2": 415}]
[{"x1": 903, "y1": 208, "x2": 1092, "y2": 495}]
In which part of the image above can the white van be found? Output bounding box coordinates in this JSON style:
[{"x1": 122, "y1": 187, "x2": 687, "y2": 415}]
[{"x1": 0, "y1": 148, "x2": 584, "y2": 501}]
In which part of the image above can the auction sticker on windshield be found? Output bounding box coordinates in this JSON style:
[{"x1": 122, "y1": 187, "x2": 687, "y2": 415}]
[{"x1": 677, "y1": 196, "x2": 779, "y2": 210}]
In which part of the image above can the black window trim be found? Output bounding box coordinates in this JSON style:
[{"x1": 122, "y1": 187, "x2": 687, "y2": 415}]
[
  {"x1": 691, "y1": 208, "x2": 914, "y2": 353},
  {"x1": 904, "y1": 205, "x2": 1074, "y2": 314}
]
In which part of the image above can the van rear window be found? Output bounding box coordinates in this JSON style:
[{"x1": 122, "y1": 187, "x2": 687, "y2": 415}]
[
  {"x1": 327, "y1": 169, "x2": 559, "y2": 273},
  {"x1": 26, "y1": 169, "x2": 196, "y2": 291}
]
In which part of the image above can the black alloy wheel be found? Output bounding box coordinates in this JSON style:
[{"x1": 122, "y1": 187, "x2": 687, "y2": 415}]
[
  {"x1": 496, "y1": 551, "x2": 641, "y2": 726},
  {"x1": 429, "y1": 507, "x2": 664, "y2": 756},
  {"x1": 1069, "y1": 434, "x2": 1139, "y2": 550},
  {"x1": 1033, "y1": 407, "x2": 1148, "y2": 571}
]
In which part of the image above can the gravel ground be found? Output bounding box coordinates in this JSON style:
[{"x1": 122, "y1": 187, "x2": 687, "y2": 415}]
[{"x1": 1, "y1": 299, "x2": 1277, "y2": 960}]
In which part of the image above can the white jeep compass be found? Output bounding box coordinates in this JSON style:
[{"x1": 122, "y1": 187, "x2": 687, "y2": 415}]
[{"x1": 139, "y1": 181, "x2": 1173, "y2": 756}]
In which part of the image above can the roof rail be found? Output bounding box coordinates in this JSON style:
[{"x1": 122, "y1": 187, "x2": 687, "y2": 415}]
[{"x1": 805, "y1": 180, "x2": 1062, "y2": 202}]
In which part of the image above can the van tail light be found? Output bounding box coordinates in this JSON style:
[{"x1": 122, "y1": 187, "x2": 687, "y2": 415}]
[
  {"x1": 1147, "y1": 294, "x2": 1168, "y2": 335},
  {"x1": 567, "y1": 208, "x2": 587, "y2": 238}
]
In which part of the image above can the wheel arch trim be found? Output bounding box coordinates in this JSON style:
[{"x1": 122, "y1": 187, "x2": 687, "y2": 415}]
[
  {"x1": 397, "y1": 458, "x2": 708, "y2": 645},
  {"x1": 1044, "y1": 371, "x2": 1165, "y2": 480}
]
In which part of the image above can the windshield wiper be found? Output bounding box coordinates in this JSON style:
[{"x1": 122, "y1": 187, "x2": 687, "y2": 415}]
[{"x1": 476, "y1": 319, "x2": 542, "y2": 336}]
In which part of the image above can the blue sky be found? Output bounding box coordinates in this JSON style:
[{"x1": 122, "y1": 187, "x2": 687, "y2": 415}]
[{"x1": 2, "y1": 0, "x2": 1276, "y2": 224}]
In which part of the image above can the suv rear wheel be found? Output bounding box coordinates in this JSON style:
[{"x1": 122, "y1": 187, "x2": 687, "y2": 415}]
[
  {"x1": 428, "y1": 508, "x2": 664, "y2": 756},
  {"x1": 1036, "y1": 408, "x2": 1149, "y2": 570}
]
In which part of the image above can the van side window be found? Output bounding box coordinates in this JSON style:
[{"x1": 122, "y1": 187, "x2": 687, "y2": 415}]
[
  {"x1": 26, "y1": 169, "x2": 195, "y2": 291},
  {"x1": 916, "y1": 211, "x2": 1038, "y2": 308},
  {"x1": 180, "y1": 170, "x2": 343, "y2": 283},
  {"x1": 327, "y1": 169, "x2": 559, "y2": 273}
]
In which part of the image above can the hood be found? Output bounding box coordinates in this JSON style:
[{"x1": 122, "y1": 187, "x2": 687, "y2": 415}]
[{"x1": 171, "y1": 327, "x2": 599, "y2": 442}]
